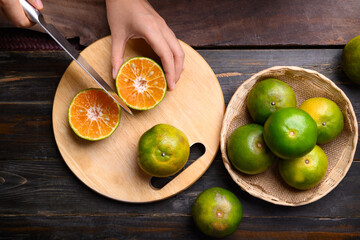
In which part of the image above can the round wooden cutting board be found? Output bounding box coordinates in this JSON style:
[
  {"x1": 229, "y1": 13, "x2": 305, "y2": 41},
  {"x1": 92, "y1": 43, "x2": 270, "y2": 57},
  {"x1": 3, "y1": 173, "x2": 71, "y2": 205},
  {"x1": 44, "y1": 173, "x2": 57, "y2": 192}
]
[{"x1": 52, "y1": 36, "x2": 224, "y2": 203}]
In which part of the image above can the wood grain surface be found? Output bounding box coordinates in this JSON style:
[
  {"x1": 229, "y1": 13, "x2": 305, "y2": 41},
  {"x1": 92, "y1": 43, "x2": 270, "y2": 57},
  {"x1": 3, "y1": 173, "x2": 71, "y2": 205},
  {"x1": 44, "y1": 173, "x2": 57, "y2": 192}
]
[
  {"x1": 52, "y1": 36, "x2": 224, "y2": 202},
  {"x1": 2, "y1": 0, "x2": 360, "y2": 237},
  {"x1": 1, "y1": 0, "x2": 360, "y2": 47},
  {"x1": 0, "y1": 48, "x2": 359, "y2": 239}
]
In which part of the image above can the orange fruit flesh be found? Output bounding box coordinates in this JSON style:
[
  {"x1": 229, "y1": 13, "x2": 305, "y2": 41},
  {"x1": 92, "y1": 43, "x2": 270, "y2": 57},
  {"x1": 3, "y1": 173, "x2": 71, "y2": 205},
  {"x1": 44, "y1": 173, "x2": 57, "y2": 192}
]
[
  {"x1": 116, "y1": 57, "x2": 166, "y2": 110},
  {"x1": 68, "y1": 89, "x2": 121, "y2": 140}
]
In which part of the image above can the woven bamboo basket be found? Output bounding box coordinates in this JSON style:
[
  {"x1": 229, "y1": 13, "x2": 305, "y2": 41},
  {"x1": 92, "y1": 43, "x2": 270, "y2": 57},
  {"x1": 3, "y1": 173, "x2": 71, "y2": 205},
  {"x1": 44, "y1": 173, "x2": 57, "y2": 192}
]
[{"x1": 220, "y1": 66, "x2": 358, "y2": 206}]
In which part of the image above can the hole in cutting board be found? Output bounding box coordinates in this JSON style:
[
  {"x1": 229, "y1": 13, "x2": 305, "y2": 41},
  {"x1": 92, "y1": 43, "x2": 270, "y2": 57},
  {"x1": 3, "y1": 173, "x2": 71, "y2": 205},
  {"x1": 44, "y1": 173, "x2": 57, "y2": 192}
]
[{"x1": 150, "y1": 142, "x2": 206, "y2": 190}]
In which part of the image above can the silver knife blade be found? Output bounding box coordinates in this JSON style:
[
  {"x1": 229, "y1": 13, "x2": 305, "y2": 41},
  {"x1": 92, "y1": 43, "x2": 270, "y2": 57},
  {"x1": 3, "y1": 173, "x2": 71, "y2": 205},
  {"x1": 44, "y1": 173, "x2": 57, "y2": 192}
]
[{"x1": 20, "y1": 0, "x2": 133, "y2": 116}]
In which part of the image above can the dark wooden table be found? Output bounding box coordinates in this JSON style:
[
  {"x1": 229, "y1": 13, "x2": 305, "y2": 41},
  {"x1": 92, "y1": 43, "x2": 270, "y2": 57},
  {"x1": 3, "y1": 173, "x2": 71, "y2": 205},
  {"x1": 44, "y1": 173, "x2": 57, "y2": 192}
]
[{"x1": 1, "y1": 1, "x2": 359, "y2": 239}]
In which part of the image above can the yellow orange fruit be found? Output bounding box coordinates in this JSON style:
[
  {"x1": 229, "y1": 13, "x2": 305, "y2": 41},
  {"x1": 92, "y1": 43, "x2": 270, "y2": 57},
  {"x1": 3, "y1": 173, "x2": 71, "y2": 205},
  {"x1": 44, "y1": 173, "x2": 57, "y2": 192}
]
[{"x1": 299, "y1": 97, "x2": 344, "y2": 144}]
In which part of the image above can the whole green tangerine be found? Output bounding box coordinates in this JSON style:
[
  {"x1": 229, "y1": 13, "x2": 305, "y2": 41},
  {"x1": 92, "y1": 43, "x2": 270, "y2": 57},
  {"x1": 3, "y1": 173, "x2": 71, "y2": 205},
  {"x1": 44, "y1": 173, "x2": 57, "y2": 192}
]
[
  {"x1": 192, "y1": 187, "x2": 243, "y2": 238},
  {"x1": 278, "y1": 145, "x2": 328, "y2": 190},
  {"x1": 342, "y1": 35, "x2": 360, "y2": 85},
  {"x1": 263, "y1": 108, "x2": 317, "y2": 159},
  {"x1": 138, "y1": 124, "x2": 190, "y2": 177},
  {"x1": 227, "y1": 124, "x2": 276, "y2": 175},
  {"x1": 247, "y1": 78, "x2": 297, "y2": 124}
]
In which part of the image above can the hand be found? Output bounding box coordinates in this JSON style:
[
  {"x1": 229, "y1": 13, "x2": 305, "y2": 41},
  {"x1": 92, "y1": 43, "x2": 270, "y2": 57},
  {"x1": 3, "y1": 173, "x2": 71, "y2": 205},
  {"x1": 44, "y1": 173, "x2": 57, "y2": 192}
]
[
  {"x1": 0, "y1": 0, "x2": 43, "y2": 27},
  {"x1": 106, "y1": 0, "x2": 184, "y2": 90}
]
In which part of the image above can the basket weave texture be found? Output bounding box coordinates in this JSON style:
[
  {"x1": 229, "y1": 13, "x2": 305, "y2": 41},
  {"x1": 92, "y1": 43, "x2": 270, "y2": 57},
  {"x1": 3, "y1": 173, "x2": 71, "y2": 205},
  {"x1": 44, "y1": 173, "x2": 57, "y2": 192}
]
[{"x1": 220, "y1": 66, "x2": 358, "y2": 206}]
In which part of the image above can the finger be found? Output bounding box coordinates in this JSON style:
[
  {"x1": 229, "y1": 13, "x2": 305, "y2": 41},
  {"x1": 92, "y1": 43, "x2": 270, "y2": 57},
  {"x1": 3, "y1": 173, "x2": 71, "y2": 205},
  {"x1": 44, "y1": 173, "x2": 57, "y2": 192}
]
[
  {"x1": 143, "y1": 31, "x2": 176, "y2": 90},
  {"x1": 163, "y1": 28, "x2": 185, "y2": 84},
  {"x1": 111, "y1": 34, "x2": 127, "y2": 79},
  {"x1": 27, "y1": 0, "x2": 44, "y2": 10},
  {"x1": 1, "y1": 0, "x2": 33, "y2": 27}
]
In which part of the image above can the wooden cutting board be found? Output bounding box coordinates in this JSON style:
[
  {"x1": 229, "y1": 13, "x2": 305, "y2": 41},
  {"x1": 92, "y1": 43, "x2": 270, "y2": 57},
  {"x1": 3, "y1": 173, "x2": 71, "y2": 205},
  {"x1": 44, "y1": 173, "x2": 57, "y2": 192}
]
[{"x1": 52, "y1": 36, "x2": 224, "y2": 202}]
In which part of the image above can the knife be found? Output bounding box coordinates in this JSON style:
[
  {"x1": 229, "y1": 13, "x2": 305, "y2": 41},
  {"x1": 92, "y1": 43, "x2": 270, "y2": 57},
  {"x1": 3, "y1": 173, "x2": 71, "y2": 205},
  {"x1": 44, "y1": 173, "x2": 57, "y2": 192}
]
[{"x1": 20, "y1": 0, "x2": 134, "y2": 116}]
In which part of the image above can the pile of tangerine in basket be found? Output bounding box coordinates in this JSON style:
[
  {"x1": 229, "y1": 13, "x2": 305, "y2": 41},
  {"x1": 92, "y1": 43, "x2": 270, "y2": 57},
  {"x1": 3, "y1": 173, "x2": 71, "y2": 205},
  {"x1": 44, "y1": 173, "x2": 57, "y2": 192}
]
[{"x1": 226, "y1": 78, "x2": 344, "y2": 190}]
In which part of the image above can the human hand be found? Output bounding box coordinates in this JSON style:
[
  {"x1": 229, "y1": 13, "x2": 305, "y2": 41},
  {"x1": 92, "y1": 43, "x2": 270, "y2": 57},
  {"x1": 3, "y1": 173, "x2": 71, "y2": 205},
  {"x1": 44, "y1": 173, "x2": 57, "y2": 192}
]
[
  {"x1": 106, "y1": 0, "x2": 184, "y2": 90},
  {"x1": 0, "y1": 0, "x2": 43, "y2": 27}
]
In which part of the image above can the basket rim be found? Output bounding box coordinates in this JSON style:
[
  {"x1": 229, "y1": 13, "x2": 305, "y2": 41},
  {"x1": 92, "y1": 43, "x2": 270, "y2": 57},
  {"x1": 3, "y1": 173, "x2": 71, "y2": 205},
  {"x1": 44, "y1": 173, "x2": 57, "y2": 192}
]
[{"x1": 220, "y1": 65, "x2": 358, "y2": 206}]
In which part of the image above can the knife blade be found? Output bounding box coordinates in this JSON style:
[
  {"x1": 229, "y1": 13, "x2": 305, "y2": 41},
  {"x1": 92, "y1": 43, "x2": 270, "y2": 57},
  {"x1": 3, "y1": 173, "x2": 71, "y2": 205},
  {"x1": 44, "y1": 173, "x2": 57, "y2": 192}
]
[{"x1": 20, "y1": 0, "x2": 134, "y2": 116}]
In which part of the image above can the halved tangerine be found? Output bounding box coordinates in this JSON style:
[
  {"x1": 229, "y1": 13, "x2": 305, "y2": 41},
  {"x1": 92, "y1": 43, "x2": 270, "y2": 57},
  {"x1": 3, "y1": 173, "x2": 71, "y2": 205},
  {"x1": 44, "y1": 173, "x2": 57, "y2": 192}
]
[
  {"x1": 115, "y1": 57, "x2": 167, "y2": 110},
  {"x1": 68, "y1": 88, "x2": 121, "y2": 141}
]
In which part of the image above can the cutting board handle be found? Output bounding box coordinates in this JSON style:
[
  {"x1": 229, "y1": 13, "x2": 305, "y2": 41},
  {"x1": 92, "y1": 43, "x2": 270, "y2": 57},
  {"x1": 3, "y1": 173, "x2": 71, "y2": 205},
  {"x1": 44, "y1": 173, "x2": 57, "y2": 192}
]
[{"x1": 150, "y1": 142, "x2": 206, "y2": 189}]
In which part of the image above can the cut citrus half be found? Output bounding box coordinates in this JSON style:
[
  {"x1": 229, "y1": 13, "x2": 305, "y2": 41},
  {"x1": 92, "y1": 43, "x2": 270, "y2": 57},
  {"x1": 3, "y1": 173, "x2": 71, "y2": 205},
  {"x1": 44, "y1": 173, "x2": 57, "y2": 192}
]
[
  {"x1": 115, "y1": 57, "x2": 167, "y2": 110},
  {"x1": 68, "y1": 88, "x2": 121, "y2": 141}
]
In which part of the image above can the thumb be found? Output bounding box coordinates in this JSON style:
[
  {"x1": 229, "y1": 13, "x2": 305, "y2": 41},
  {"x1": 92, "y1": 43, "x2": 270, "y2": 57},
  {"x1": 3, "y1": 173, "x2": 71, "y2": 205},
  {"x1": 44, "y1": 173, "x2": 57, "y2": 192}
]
[
  {"x1": 27, "y1": 0, "x2": 44, "y2": 10},
  {"x1": 111, "y1": 35, "x2": 127, "y2": 79}
]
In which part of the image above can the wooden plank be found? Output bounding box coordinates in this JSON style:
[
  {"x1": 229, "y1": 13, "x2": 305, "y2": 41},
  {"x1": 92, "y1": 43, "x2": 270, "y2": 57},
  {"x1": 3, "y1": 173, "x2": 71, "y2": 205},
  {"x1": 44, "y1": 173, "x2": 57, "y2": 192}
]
[
  {"x1": 0, "y1": 103, "x2": 59, "y2": 160},
  {"x1": 0, "y1": 51, "x2": 70, "y2": 102},
  {"x1": 0, "y1": 158, "x2": 359, "y2": 217},
  {"x1": 3, "y1": 101, "x2": 354, "y2": 162},
  {"x1": 0, "y1": 215, "x2": 359, "y2": 239},
  {"x1": 1, "y1": 0, "x2": 359, "y2": 47},
  {"x1": 1, "y1": 49, "x2": 359, "y2": 104},
  {"x1": 1, "y1": 49, "x2": 358, "y2": 160},
  {"x1": 0, "y1": 49, "x2": 359, "y2": 238},
  {"x1": 154, "y1": 0, "x2": 360, "y2": 47},
  {"x1": 199, "y1": 49, "x2": 360, "y2": 104}
]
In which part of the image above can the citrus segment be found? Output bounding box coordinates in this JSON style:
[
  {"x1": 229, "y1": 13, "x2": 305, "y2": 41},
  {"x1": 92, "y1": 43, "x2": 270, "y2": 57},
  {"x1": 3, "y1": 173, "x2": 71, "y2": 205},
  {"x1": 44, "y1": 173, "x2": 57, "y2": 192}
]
[
  {"x1": 116, "y1": 57, "x2": 167, "y2": 110},
  {"x1": 68, "y1": 89, "x2": 121, "y2": 141},
  {"x1": 299, "y1": 97, "x2": 344, "y2": 144}
]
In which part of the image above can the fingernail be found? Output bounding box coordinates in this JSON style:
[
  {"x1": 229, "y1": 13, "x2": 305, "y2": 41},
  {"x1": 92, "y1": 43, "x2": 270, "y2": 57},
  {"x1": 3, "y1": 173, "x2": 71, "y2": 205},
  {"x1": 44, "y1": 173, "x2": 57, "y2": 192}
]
[
  {"x1": 112, "y1": 68, "x2": 116, "y2": 79},
  {"x1": 168, "y1": 82, "x2": 175, "y2": 91},
  {"x1": 36, "y1": 0, "x2": 43, "y2": 9}
]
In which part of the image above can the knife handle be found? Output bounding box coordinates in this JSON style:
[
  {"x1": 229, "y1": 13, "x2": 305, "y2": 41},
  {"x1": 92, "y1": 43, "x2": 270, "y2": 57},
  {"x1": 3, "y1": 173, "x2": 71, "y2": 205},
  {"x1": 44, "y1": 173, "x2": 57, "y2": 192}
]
[{"x1": 19, "y1": 0, "x2": 41, "y2": 24}]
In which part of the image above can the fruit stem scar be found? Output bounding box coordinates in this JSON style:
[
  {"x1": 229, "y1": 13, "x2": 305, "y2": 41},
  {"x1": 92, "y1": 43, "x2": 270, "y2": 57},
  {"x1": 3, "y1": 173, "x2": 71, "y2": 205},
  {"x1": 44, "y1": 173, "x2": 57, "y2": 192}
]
[
  {"x1": 257, "y1": 142, "x2": 262, "y2": 148},
  {"x1": 305, "y1": 159, "x2": 309, "y2": 164},
  {"x1": 289, "y1": 131, "x2": 295, "y2": 136},
  {"x1": 271, "y1": 101, "x2": 276, "y2": 106},
  {"x1": 161, "y1": 152, "x2": 166, "y2": 157},
  {"x1": 322, "y1": 122, "x2": 326, "y2": 126},
  {"x1": 216, "y1": 209, "x2": 224, "y2": 218}
]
